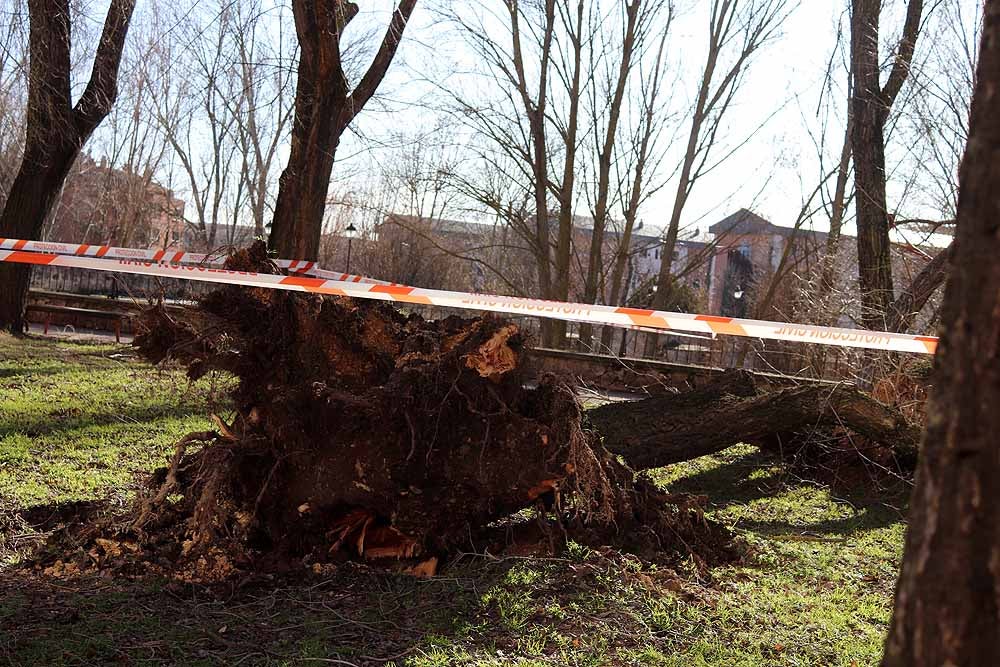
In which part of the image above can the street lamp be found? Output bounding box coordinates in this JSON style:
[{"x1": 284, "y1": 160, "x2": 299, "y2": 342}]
[{"x1": 345, "y1": 223, "x2": 358, "y2": 274}]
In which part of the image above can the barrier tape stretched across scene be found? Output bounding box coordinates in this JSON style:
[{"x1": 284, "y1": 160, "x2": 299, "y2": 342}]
[
  {"x1": 0, "y1": 242, "x2": 938, "y2": 355},
  {"x1": 0, "y1": 237, "x2": 385, "y2": 284}
]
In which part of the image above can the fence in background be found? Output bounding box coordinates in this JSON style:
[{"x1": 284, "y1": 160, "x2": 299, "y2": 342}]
[{"x1": 28, "y1": 264, "x2": 916, "y2": 384}]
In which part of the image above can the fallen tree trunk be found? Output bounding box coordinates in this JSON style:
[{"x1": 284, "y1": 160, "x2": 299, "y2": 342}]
[
  {"x1": 589, "y1": 371, "x2": 920, "y2": 471},
  {"x1": 78, "y1": 243, "x2": 919, "y2": 580}
]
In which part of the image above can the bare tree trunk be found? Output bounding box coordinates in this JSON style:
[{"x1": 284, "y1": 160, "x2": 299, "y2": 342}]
[
  {"x1": 579, "y1": 0, "x2": 645, "y2": 350},
  {"x1": 268, "y1": 0, "x2": 417, "y2": 261},
  {"x1": 882, "y1": 4, "x2": 1000, "y2": 663},
  {"x1": 599, "y1": 21, "x2": 670, "y2": 352},
  {"x1": 849, "y1": 0, "x2": 923, "y2": 329},
  {"x1": 0, "y1": 0, "x2": 135, "y2": 333},
  {"x1": 546, "y1": 1, "x2": 585, "y2": 350},
  {"x1": 644, "y1": 0, "x2": 788, "y2": 356}
]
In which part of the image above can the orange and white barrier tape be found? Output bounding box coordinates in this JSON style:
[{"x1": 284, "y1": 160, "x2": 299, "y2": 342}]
[
  {"x1": 0, "y1": 247, "x2": 938, "y2": 355},
  {"x1": 0, "y1": 237, "x2": 384, "y2": 284}
]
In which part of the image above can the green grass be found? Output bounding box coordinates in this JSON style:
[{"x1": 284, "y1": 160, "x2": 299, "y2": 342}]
[
  {"x1": 0, "y1": 334, "x2": 908, "y2": 666},
  {"x1": 0, "y1": 334, "x2": 227, "y2": 514}
]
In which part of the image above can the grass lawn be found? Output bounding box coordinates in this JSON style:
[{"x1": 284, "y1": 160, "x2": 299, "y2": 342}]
[{"x1": 0, "y1": 333, "x2": 909, "y2": 666}]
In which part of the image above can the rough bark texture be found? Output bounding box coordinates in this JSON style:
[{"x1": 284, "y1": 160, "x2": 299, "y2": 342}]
[
  {"x1": 0, "y1": 0, "x2": 135, "y2": 333},
  {"x1": 882, "y1": 4, "x2": 1000, "y2": 664},
  {"x1": 112, "y1": 243, "x2": 732, "y2": 578},
  {"x1": 886, "y1": 244, "x2": 953, "y2": 333},
  {"x1": 590, "y1": 371, "x2": 920, "y2": 472},
  {"x1": 269, "y1": 0, "x2": 417, "y2": 261},
  {"x1": 850, "y1": 0, "x2": 923, "y2": 329}
]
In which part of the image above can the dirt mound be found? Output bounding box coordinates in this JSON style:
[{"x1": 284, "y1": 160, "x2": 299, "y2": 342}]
[{"x1": 34, "y1": 242, "x2": 735, "y2": 581}]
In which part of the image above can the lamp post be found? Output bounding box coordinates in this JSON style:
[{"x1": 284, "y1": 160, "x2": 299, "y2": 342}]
[{"x1": 345, "y1": 223, "x2": 357, "y2": 274}]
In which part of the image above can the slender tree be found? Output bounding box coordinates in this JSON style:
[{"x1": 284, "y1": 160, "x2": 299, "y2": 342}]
[
  {"x1": 644, "y1": 0, "x2": 789, "y2": 355},
  {"x1": 849, "y1": 0, "x2": 923, "y2": 329},
  {"x1": 882, "y1": 2, "x2": 1000, "y2": 663},
  {"x1": 577, "y1": 0, "x2": 666, "y2": 350},
  {"x1": 268, "y1": 0, "x2": 418, "y2": 261},
  {"x1": 0, "y1": 0, "x2": 136, "y2": 333}
]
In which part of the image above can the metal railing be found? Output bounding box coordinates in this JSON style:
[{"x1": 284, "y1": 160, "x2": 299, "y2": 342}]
[{"x1": 29, "y1": 264, "x2": 915, "y2": 385}]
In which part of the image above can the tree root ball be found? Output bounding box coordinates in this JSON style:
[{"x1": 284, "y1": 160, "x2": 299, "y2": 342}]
[{"x1": 121, "y1": 242, "x2": 734, "y2": 576}]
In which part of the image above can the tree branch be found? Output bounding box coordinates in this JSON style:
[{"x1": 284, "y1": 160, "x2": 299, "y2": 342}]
[
  {"x1": 342, "y1": 0, "x2": 418, "y2": 129},
  {"x1": 72, "y1": 0, "x2": 137, "y2": 137}
]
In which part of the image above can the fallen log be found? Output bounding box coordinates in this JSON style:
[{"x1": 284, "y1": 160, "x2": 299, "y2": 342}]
[
  {"x1": 65, "y1": 243, "x2": 917, "y2": 579},
  {"x1": 588, "y1": 371, "x2": 920, "y2": 471}
]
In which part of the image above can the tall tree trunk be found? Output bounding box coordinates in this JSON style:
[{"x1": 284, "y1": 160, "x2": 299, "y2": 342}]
[
  {"x1": 0, "y1": 0, "x2": 136, "y2": 333},
  {"x1": 849, "y1": 0, "x2": 923, "y2": 329},
  {"x1": 882, "y1": 3, "x2": 1000, "y2": 663},
  {"x1": 0, "y1": 150, "x2": 74, "y2": 333},
  {"x1": 268, "y1": 0, "x2": 417, "y2": 262},
  {"x1": 268, "y1": 0, "x2": 350, "y2": 261},
  {"x1": 578, "y1": 0, "x2": 643, "y2": 351}
]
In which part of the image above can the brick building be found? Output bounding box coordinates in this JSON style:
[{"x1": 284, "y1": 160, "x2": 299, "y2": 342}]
[{"x1": 47, "y1": 154, "x2": 186, "y2": 249}]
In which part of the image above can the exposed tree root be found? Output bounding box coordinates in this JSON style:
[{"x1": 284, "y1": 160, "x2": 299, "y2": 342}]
[
  {"x1": 82, "y1": 242, "x2": 736, "y2": 578},
  {"x1": 31, "y1": 244, "x2": 921, "y2": 580}
]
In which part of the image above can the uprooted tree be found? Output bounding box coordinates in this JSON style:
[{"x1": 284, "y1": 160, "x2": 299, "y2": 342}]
[{"x1": 61, "y1": 242, "x2": 921, "y2": 578}]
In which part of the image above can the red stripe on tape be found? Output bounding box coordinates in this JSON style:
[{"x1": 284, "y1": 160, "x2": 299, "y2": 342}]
[
  {"x1": 12, "y1": 239, "x2": 27, "y2": 250},
  {"x1": 916, "y1": 336, "x2": 938, "y2": 354},
  {"x1": 96, "y1": 246, "x2": 109, "y2": 257},
  {"x1": 7, "y1": 251, "x2": 56, "y2": 265},
  {"x1": 279, "y1": 276, "x2": 327, "y2": 289},
  {"x1": 370, "y1": 285, "x2": 414, "y2": 296},
  {"x1": 615, "y1": 307, "x2": 655, "y2": 317}
]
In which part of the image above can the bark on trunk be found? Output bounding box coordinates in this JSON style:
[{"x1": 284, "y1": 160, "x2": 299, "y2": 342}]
[
  {"x1": 0, "y1": 0, "x2": 136, "y2": 332},
  {"x1": 0, "y1": 154, "x2": 75, "y2": 332},
  {"x1": 882, "y1": 4, "x2": 1000, "y2": 663},
  {"x1": 268, "y1": 0, "x2": 417, "y2": 262},
  {"x1": 589, "y1": 371, "x2": 920, "y2": 471},
  {"x1": 849, "y1": 0, "x2": 923, "y2": 329}
]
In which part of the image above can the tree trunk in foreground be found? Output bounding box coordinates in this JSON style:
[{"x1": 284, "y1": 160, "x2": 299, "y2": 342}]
[
  {"x1": 0, "y1": 0, "x2": 135, "y2": 333},
  {"x1": 882, "y1": 3, "x2": 1000, "y2": 664}
]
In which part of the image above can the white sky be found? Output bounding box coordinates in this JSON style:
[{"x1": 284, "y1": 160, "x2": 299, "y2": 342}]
[{"x1": 54, "y1": 0, "x2": 981, "y2": 244}]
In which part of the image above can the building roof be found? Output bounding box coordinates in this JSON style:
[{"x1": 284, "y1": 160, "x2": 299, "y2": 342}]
[{"x1": 708, "y1": 208, "x2": 827, "y2": 240}]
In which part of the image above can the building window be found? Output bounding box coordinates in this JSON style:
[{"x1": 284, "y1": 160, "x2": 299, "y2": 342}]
[
  {"x1": 654, "y1": 249, "x2": 660, "y2": 260},
  {"x1": 738, "y1": 242, "x2": 751, "y2": 259}
]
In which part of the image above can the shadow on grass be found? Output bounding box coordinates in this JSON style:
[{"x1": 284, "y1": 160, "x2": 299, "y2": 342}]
[
  {"x1": 664, "y1": 447, "x2": 910, "y2": 539},
  {"x1": 0, "y1": 401, "x2": 213, "y2": 440},
  {"x1": 0, "y1": 564, "x2": 501, "y2": 667},
  {"x1": 664, "y1": 448, "x2": 788, "y2": 510},
  {"x1": 0, "y1": 364, "x2": 91, "y2": 379}
]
